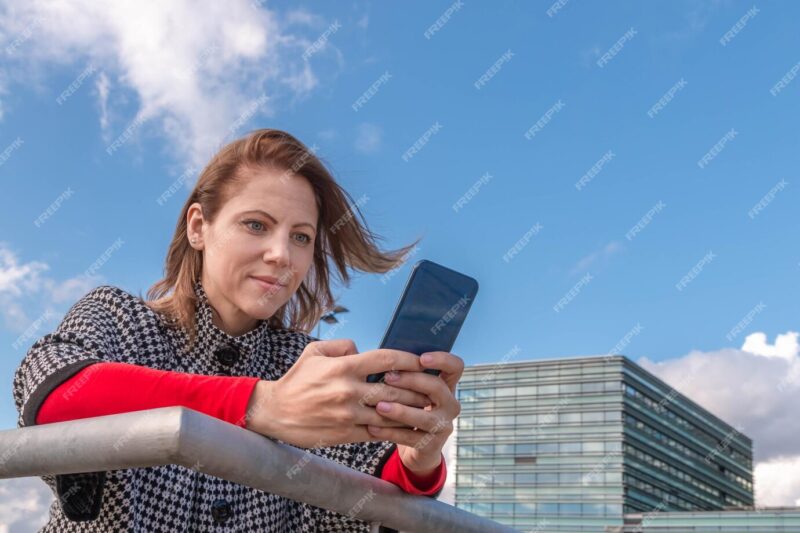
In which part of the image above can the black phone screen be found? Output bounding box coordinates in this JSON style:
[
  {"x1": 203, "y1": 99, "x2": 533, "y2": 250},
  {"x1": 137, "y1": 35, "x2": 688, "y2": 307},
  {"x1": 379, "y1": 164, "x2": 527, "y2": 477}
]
[{"x1": 366, "y1": 260, "x2": 478, "y2": 383}]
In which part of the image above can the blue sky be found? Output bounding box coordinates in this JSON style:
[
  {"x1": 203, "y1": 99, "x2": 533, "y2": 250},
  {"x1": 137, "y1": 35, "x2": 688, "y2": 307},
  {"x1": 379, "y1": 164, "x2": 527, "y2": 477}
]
[{"x1": 0, "y1": 0, "x2": 799, "y2": 517}]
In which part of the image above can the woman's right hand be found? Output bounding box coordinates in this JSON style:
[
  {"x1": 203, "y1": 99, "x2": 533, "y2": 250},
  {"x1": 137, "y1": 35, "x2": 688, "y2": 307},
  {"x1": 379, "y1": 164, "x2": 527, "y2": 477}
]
[{"x1": 244, "y1": 339, "x2": 432, "y2": 448}]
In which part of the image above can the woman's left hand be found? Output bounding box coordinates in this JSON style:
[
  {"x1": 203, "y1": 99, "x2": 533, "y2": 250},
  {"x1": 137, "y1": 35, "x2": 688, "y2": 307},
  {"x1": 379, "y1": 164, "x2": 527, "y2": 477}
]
[{"x1": 366, "y1": 351, "x2": 464, "y2": 473}]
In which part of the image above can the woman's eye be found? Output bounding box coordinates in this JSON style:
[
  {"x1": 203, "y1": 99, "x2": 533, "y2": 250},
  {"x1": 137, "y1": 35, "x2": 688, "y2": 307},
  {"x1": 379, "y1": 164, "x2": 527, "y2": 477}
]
[
  {"x1": 295, "y1": 233, "x2": 312, "y2": 245},
  {"x1": 244, "y1": 220, "x2": 264, "y2": 232}
]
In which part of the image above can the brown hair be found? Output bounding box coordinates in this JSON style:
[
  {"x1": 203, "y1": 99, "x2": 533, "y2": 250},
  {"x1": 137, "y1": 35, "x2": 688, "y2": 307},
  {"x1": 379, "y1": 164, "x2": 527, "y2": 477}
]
[{"x1": 145, "y1": 128, "x2": 420, "y2": 351}]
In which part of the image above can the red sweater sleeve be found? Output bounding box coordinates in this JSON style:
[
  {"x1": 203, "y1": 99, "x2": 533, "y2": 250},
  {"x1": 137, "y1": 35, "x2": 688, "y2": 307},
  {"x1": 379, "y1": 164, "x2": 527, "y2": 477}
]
[
  {"x1": 36, "y1": 362, "x2": 259, "y2": 428},
  {"x1": 36, "y1": 362, "x2": 446, "y2": 495},
  {"x1": 380, "y1": 449, "x2": 446, "y2": 496}
]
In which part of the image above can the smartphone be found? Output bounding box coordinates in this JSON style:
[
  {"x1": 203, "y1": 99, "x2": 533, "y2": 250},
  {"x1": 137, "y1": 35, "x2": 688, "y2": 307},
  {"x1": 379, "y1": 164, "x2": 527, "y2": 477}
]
[{"x1": 366, "y1": 259, "x2": 479, "y2": 383}]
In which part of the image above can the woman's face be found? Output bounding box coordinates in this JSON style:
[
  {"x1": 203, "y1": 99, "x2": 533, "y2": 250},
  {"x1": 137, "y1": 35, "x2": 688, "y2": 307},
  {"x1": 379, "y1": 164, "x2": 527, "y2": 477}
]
[{"x1": 187, "y1": 165, "x2": 319, "y2": 335}]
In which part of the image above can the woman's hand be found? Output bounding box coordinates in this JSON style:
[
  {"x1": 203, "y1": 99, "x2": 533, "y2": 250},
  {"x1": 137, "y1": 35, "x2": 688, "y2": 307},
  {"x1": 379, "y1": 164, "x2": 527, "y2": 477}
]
[
  {"x1": 243, "y1": 339, "x2": 434, "y2": 449},
  {"x1": 365, "y1": 351, "x2": 464, "y2": 474}
]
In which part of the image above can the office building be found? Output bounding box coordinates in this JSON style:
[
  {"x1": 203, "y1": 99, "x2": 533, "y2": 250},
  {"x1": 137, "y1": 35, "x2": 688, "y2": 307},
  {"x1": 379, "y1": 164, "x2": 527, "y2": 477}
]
[{"x1": 453, "y1": 355, "x2": 753, "y2": 532}]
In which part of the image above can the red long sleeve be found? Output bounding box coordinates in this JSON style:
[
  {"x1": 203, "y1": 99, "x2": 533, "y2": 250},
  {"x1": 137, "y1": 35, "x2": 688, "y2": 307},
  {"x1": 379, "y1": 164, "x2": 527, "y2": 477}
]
[
  {"x1": 380, "y1": 449, "x2": 446, "y2": 496},
  {"x1": 36, "y1": 362, "x2": 259, "y2": 428},
  {"x1": 36, "y1": 362, "x2": 446, "y2": 495}
]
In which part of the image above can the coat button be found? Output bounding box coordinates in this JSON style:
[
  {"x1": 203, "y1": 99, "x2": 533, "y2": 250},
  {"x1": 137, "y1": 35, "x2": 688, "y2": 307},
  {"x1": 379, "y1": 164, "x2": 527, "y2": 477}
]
[
  {"x1": 210, "y1": 498, "x2": 233, "y2": 524},
  {"x1": 213, "y1": 342, "x2": 239, "y2": 367}
]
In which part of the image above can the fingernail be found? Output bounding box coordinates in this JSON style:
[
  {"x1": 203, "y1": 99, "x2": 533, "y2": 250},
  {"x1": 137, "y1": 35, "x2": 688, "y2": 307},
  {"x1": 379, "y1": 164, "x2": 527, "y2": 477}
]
[
  {"x1": 421, "y1": 353, "x2": 433, "y2": 364},
  {"x1": 368, "y1": 425, "x2": 382, "y2": 433},
  {"x1": 385, "y1": 371, "x2": 399, "y2": 381},
  {"x1": 377, "y1": 401, "x2": 392, "y2": 412}
]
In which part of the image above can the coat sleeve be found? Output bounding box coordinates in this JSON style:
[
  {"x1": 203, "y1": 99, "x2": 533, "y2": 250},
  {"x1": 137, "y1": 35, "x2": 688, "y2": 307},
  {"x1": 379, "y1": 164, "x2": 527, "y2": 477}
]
[
  {"x1": 11, "y1": 285, "x2": 125, "y2": 522},
  {"x1": 12, "y1": 285, "x2": 123, "y2": 428}
]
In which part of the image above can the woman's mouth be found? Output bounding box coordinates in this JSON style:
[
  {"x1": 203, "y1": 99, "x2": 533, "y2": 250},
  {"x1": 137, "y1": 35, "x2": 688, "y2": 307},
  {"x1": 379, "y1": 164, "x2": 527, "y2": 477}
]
[{"x1": 250, "y1": 276, "x2": 285, "y2": 292}]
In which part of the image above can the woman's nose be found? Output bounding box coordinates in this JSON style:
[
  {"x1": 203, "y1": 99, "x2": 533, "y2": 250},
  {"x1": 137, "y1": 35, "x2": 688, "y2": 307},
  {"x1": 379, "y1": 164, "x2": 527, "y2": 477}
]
[{"x1": 262, "y1": 235, "x2": 291, "y2": 267}]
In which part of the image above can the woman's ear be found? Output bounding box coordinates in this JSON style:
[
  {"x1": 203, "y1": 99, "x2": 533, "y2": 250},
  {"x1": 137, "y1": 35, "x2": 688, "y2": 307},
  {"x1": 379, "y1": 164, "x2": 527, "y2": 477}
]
[{"x1": 186, "y1": 203, "x2": 205, "y2": 249}]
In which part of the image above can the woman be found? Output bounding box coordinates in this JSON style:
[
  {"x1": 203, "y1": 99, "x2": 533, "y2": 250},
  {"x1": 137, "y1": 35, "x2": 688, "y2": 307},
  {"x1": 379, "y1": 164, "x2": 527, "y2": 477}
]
[{"x1": 12, "y1": 129, "x2": 464, "y2": 532}]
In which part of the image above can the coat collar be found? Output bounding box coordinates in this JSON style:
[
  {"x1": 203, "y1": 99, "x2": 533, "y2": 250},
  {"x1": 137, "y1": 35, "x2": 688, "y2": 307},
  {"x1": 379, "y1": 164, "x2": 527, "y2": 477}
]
[{"x1": 192, "y1": 279, "x2": 272, "y2": 360}]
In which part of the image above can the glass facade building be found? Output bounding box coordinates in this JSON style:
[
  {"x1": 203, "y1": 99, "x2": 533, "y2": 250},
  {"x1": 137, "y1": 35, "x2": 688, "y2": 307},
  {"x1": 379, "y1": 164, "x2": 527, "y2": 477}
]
[
  {"x1": 619, "y1": 508, "x2": 800, "y2": 532},
  {"x1": 454, "y1": 355, "x2": 754, "y2": 532}
]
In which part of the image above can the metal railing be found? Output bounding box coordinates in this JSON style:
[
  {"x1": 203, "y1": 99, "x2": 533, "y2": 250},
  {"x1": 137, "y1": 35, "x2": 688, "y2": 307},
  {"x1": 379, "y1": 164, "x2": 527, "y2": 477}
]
[{"x1": 0, "y1": 407, "x2": 519, "y2": 532}]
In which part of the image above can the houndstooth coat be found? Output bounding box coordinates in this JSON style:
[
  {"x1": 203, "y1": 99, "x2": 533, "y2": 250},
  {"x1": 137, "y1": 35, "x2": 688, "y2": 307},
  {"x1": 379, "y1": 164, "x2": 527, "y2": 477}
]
[{"x1": 12, "y1": 281, "x2": 435, "y2": 531}]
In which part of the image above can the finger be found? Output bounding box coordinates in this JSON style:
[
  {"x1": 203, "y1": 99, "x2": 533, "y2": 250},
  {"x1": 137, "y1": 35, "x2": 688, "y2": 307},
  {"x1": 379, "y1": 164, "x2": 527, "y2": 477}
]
[
  {"x1": 382, "y1": 371, "x2": 453, "y2": 411},
  {"x1": 307, "y1": 339, "x2": 359, "y2": 358},
  {"x1": 419, "y1": 351, "x2": 464, "y2": 393},
  {"x1": 354, "y1": 382, "x2": 431, "y2": 409},
  {"x1": 347, "y1": 348, "x2": 424, "y2": 377},
  {"x1": 354, "y1": 425, "x2": 395, "y2": 443},
  {"x1": 372, "y1": 401, "x2": 453, "y2": 434},
  {"x1": 365, "y1": 425, "x2": 446, "y2": 449},
  {"x1": 354, "y1": 406, "x2": 417, "y2": 429}
]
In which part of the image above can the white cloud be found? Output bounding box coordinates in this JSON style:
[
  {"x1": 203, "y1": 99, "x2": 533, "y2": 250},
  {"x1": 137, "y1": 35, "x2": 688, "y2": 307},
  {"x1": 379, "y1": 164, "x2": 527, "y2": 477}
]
[
  {"x1": 317, "y1": 128, "x2": 338, "y2": 141},
  {"x1": 284, "y1": 8, "x2": 326, "y2": 28},
  {"x1": 354, "y1": 122, "x2": 381, "y2": 153},
  {"x1": 743, "y1": 331, "x2": 800, "y2": 362},
  {"x1": 0, "y1": 243, "x2": 101, "y2": 334},
  {"x1": 0, "y1": 1, "x2": 326, "y2": 168},
  {"x1": 638, "y1": 331, "x2": 800, "y2": 506},
  {"x1": 95, "y1": 71, "x2": 111, "y2": 136},
  {"x1": 755, "y1": 456, "x2": 800, "y2": 507},
  {"x1": 570, "y1": 241, "x2": 622, "y2": 275},
  {"x1": 0, "y1": 477, "x2": 52, "y2": 532},
  {"x1": 0, "y1": 244, "x2": 49, "y2": 297}
]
